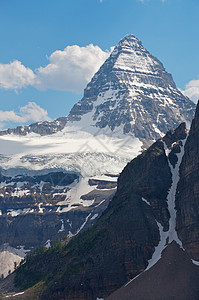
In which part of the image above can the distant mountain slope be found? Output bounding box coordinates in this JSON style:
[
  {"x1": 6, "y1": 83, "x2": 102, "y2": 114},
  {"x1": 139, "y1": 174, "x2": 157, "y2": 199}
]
[{"x1": 0, "y1": 117, "x2": 67, "y2": 136}]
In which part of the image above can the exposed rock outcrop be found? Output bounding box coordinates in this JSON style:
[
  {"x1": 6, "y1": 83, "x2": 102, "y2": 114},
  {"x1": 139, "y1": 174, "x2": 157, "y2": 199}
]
[
  {"x1": 176, "y1": 102, "x2": 199, "y2": 259},
  {"x1": 0, "y1": 117, "x2": 67, "y2": 136},
  {"x1": 67, "y1": 35, "x2": 194, "y2": 147}
]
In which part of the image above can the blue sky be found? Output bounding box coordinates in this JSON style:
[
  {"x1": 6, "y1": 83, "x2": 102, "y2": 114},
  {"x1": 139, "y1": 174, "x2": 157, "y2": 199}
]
[{"x1": 0, "y1": 0, "x2": 199, "y2": 129}]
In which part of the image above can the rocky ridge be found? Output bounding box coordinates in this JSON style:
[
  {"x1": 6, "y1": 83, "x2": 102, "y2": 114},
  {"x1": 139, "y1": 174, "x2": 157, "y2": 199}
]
[
  {"x1": 0, "y1": 117, "x2": 67, "y2": 136},
  {"x1": 67, "y1": 34, "x2": 194, "y2": 147}
]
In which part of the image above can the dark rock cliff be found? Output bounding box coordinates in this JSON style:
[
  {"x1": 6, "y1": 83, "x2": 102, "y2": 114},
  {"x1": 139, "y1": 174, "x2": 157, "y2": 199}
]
[{"x1": 176, "y1": 102, "x2": 199, "y2": 259}]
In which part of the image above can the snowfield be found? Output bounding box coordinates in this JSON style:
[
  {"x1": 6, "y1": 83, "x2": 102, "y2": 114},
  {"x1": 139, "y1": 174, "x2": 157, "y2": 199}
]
[{"x1": 0, "y1": 125, "x2": 143, "y2": 177}]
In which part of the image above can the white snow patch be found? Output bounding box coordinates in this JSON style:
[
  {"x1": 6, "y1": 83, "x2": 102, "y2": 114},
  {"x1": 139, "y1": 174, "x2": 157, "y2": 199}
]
[
  {"x1": 125, "y1": 220, "x2": 167, "y2": 286},
  {"x1": 57, "y1": 177, "x2": 96, "y2": 213},
  {"x1": 91, "y1": 174, "x2": 118, "y2": 182},
  {"x1": 142, "y1": 197, "x2": 151, "y2": 206},
  {"x1": 0, "y1": 252, "x2": 23, "y2": 278},
  {"x1": 192, "y1": 259, "x2": 199, "y2": 266},
  {"x1": 58, "y1": 219, "x2": 65, "y2": 232},
  {"x1": 7, "y1": 209, "x2": 23, "y2": 217},
  {"x1": 11, "y1": 189, "x2": 30, "y2": 197},
  {"x1": 145, "y1": 221, "x2": 167, "y2": 271},
  {"x1": 152, "y1": 124, "x2": 164, "y2": 137},
  {"x1": 125, "y1": 273, "x2": 143, "y2": 286},
  {"x1": 95, "y1": 199, "x2": 106, "y2": 208},
  {"x1": 7, "y1": 208, "x2": 35, "y2": 217},
  {"x1": 5, "y1": 292, "x2": 25, "y2": 298},
  {"x1": 45, "y1": 240, "x2": 51, "y2": 249},
  {"x1": 163, "y1": 141, "x2": 170, "y2": 156},
  {"x1": 38, "y1": 202, "x2": 45, "y2": 213},
  {"x1": 67, "y1": 231, "x2": 74, "y2": 238},
  {"x1": 0, "y1": 245, "x2": 30, "y2": 278},
  {"x1": 74, "y1": 213, "x2": 91, "y2": 236},
  {"x1": 91, "y1": 214, "x2": 99, "y2": 220}
]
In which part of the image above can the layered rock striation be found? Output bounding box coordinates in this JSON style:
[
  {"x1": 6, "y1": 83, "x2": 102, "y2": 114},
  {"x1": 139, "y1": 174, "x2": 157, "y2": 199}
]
[{"x1": 68, "y1": 35, "x2": 194, "y2": 147}]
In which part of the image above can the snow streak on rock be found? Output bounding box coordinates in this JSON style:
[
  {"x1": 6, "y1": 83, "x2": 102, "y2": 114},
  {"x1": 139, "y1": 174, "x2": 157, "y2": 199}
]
[
  {"x1": 163, "y1": 139, "x2": 186, "y2": 248},
  {"x1": 74, "y1": 213, "x2": 92, "y2": 236},
  {"x1": 145, "y1": 221, "x2": 168, "y2": 271}
]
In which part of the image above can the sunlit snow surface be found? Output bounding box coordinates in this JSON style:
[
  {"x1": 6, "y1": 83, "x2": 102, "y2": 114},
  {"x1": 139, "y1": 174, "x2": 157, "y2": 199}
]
[
  {"x1": 0, "y1": 245, "x2": 30, "y2": 278},
  {"x1": 0, "y1": 126, "x2": 142, "y2": 177}
]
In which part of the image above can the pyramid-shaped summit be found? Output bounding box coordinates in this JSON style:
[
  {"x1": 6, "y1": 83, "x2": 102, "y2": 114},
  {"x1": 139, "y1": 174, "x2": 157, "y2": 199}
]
[
  {"x1": 0, "y1": 34, "x2": 195, "y2": 148},
  {"x1": 68, "y1": 34, "x2": 195, "y2": 146}
]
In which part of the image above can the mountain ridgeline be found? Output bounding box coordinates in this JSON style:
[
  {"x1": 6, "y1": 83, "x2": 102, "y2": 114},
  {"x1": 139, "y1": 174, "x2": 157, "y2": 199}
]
[
  {"x1": 13, "y1": 103, "x2": 199, "y2": 300},
  {"x1": 0, "y1": 35, "x2": 195, "y2": 147},
  {"x1": 68, "y1": 35, "x2": 194, "y2": 146}
]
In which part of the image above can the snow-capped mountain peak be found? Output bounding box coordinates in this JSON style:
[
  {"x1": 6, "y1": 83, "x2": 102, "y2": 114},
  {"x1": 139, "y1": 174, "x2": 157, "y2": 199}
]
[
  {"x1": 112, "y1": 34, "x2": 165, "y2": 75},
  {"x1": 67, "y1": 34, "x2": 195, "y2": 146}
]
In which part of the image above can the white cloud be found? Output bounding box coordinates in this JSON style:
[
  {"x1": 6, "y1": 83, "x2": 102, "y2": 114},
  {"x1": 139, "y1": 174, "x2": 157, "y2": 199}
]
[
  {"x1": 35, "y1": 44, "x2": 110, "y2": 93},
  {"x1": 182, "y1": 78, "x2": 199, "y2": 104},
  {"x1": 0, "y1": 44, "x2": 110, "y2": 94},
  {"x1": 0, "y1": 102, "x2": 51, "y2": 129},
  {"x1": 0, "y1": 60, "x2": 36, "y2": 90}
]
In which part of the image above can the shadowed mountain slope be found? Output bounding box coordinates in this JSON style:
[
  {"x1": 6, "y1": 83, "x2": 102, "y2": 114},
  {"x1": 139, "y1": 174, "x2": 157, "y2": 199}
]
[{"x1": 107, "y1": 241, "x2": 199, "y2": 300}]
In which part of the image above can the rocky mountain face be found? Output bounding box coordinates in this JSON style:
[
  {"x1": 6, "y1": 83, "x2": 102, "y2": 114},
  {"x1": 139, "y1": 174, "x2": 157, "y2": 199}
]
[
  {"x1": 0, "y1": 34, "x2": 196, "y2": 283},
  {"x1": 0, "y1": 170, "x2": 116, "y2": 277},
  {"x1": 10, "y1": 102, "x2": 199, "y2": 299},
  {"x1": 0, "y1": 117, "x2": 67, "y2": 136},
  {"x1": 67, "y1": 34, "x2": 194, "y2": 146},
  {"x1": 176, "y1": 102, "x2": 199, "y2": 259}
]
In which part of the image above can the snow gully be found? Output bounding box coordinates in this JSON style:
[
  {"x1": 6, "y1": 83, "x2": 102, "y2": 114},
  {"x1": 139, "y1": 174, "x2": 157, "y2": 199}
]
[{"x1": 163, "y1": 138, "x2": 187, "y2": 248}]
